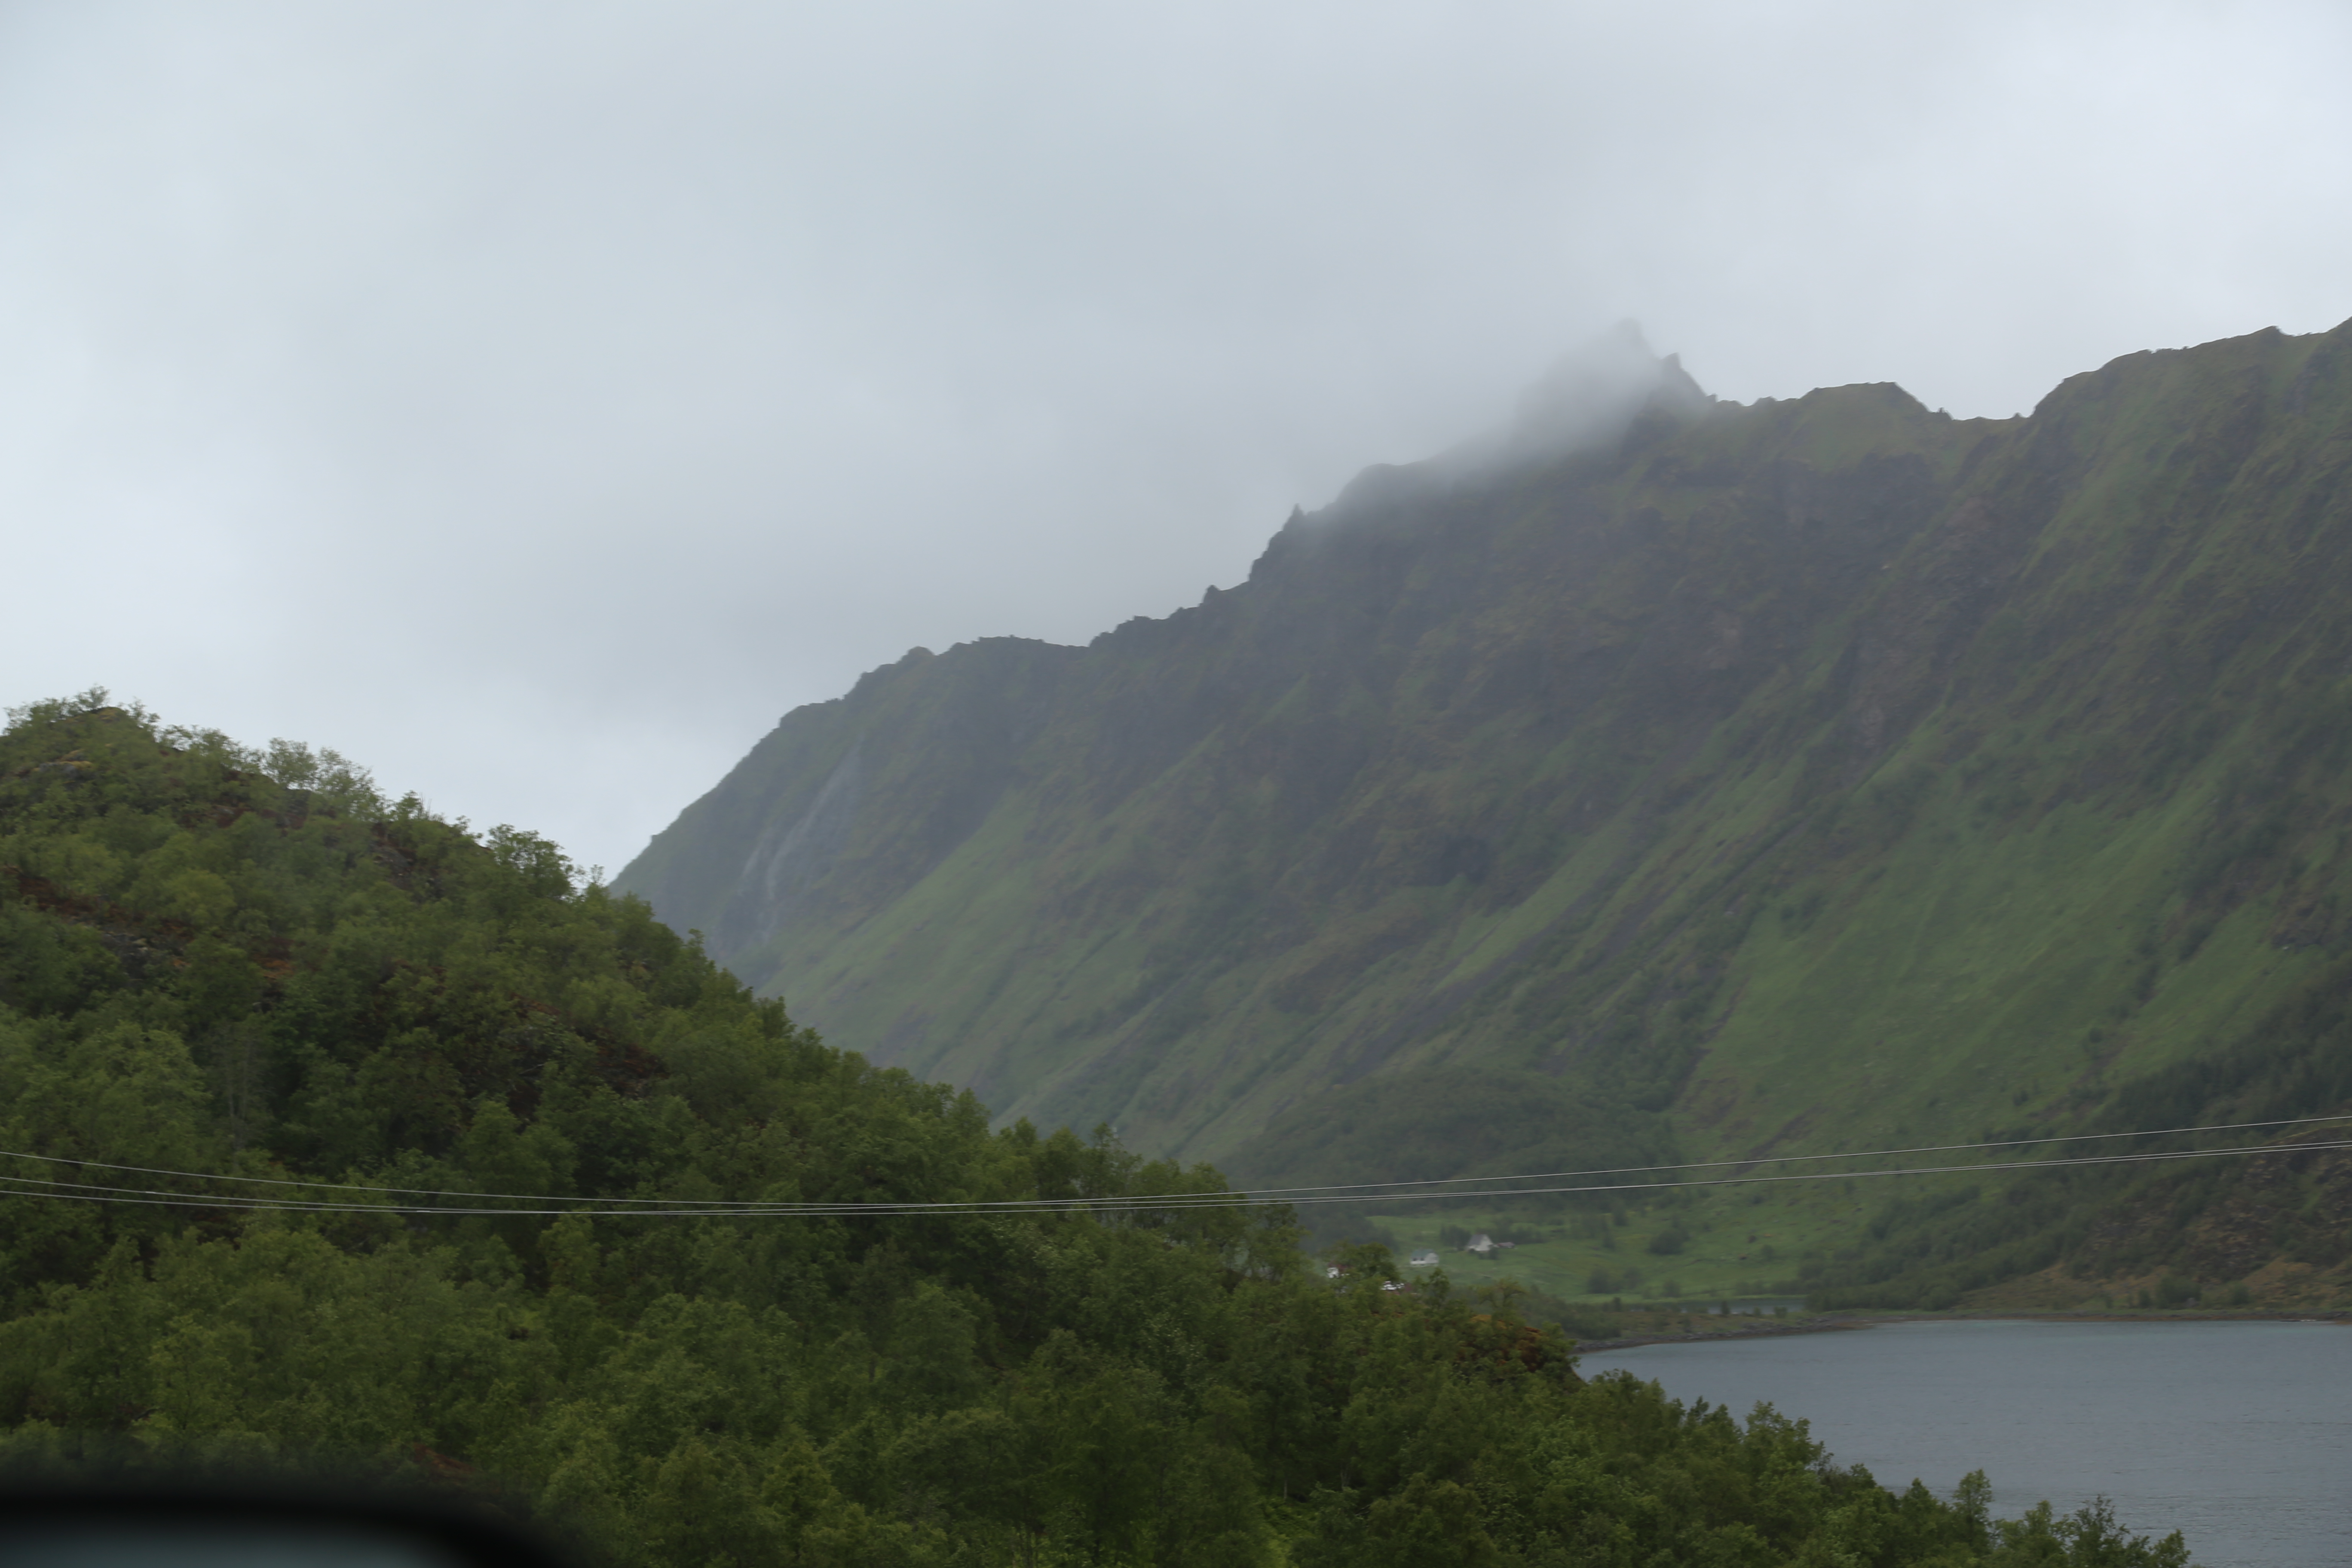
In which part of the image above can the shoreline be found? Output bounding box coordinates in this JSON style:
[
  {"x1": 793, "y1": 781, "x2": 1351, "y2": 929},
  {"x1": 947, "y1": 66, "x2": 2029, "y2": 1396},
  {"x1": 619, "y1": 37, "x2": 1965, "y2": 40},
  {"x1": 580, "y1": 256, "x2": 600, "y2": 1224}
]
[
  {"x1": 1573, "y1": 1318, "x2": 1873, "y2": 1352},
  {"x1": 1849, "y1": 1307, "x2": 2352, "y2": 1326},
  {"x1": 1573, "y1": 1307, "x2": 2352, "y2": 1353}
]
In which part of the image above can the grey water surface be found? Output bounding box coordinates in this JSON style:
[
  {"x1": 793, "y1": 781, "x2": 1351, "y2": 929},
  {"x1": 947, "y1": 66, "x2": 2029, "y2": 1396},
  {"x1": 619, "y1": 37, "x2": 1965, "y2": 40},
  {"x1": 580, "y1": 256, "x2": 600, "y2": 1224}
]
[{"x1": 1581, "y1": 1319, "x2": 2352, "y2": 1568}]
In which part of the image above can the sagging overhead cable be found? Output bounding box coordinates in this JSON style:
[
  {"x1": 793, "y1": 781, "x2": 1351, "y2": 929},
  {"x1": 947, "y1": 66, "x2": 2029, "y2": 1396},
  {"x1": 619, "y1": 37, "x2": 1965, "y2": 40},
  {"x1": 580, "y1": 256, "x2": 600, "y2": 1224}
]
[{"x1": 1, "y1": 1121, "x2": 2349, "y2": 1219}]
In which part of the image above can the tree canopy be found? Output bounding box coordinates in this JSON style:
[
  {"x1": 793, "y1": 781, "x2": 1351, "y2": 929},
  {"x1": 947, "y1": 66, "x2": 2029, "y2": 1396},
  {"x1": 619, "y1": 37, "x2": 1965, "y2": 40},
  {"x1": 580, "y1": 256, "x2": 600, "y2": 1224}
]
[{"x1": 0, "y1": 693, "x2": 2190, "y2": 1566}]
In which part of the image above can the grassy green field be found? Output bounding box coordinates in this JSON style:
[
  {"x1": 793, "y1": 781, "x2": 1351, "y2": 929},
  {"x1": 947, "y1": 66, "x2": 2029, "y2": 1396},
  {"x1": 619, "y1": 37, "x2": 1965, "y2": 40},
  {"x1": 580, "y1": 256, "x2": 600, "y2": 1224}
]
[{"x1": 1360, "y1": 1183, "x2": 1893, "y2": 1303}]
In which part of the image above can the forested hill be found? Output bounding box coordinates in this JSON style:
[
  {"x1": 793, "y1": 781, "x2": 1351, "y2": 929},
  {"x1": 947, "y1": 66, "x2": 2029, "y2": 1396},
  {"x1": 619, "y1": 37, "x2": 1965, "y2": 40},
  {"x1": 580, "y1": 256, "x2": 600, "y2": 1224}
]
[
  {"x1": 0, "y1": 695, "x2": 2193, "y2": 1564},
  {"x1": 621, "y1": 320, "x2": 2352, "y2": 1305}
]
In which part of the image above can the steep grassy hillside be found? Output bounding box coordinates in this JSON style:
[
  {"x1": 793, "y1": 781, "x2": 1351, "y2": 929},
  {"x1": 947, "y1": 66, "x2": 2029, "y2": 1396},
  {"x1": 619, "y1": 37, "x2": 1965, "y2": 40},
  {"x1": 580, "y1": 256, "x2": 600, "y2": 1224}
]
[{"x1": 622, "y1": 321, "x2": 2352, "y2": 1307}]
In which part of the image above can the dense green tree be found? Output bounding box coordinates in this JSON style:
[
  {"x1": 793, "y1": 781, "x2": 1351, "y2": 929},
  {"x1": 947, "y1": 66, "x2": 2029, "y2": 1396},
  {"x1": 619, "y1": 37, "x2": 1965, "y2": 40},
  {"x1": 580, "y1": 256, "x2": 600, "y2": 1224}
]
[{"x1": 0, "y1": 695, "x2": 2192, "y2": 1565}]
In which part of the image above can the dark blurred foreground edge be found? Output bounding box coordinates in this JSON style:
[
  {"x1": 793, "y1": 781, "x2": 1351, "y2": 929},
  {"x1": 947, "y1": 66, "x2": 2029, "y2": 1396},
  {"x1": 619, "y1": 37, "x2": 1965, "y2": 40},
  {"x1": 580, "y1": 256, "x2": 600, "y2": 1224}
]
[{"x1": 0, "y1": 1479, "x2": 580, "y2": 1568}]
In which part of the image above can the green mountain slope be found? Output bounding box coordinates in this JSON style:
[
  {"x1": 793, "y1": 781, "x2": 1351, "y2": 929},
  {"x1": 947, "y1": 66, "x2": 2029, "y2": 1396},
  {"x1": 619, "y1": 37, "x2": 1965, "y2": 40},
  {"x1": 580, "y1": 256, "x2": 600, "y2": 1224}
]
[
  {"x1": 2, "y1": 695, "x2": 2194, "y2": 1565},
  {"x1": 622, "y1": 321, "x2": 2352, "y2": 1306}
]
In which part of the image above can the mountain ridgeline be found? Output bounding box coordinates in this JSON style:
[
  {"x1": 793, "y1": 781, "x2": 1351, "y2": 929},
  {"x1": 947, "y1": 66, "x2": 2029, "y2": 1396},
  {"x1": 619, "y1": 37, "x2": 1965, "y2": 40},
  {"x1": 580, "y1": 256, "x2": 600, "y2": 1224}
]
[{"x1": 622, "y1": 319, "x2": 2352, "y2": 1305}]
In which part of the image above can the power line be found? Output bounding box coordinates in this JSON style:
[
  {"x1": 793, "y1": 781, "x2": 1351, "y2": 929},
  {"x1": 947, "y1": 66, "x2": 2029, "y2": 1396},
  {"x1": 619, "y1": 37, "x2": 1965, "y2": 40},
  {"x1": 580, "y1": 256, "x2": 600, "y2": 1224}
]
[
  {"x1": 1259, "y1": 1134, "x2": 2352, "y2": 1207},
  {"x1": 1203, "y1": 1112, "x2": 2352, "y2": 1201},
  {"x1": 3, "y1": 1112, "x2": 2345, "y2": 1214},
  {"x1": 1, "y1": 1128, "x2": 2348, "y2": 1219}
]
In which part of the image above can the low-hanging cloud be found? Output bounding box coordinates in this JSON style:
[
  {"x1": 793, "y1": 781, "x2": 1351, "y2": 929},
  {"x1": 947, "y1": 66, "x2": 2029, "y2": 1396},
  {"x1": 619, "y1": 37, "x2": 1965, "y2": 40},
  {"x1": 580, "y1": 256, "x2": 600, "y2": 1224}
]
[{"x1": 1479, "y1": 321, "x2": 1711, "y2": 472}]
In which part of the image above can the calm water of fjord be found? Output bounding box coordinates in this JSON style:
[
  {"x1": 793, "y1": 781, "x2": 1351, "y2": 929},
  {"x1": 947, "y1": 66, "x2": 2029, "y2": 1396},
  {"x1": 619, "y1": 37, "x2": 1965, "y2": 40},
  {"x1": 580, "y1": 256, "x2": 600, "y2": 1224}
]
[{"x1": 1582, "y1": 1319, "x2": 2352, "y2": 1568}]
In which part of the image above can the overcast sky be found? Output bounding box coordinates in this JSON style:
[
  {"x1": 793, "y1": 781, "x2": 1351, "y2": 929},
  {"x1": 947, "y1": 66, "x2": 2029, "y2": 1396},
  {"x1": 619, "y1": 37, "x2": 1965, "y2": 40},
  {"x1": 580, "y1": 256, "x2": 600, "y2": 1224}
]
[{"x1": 4, "y1": 1, "x2": 2348, "y2": 877}]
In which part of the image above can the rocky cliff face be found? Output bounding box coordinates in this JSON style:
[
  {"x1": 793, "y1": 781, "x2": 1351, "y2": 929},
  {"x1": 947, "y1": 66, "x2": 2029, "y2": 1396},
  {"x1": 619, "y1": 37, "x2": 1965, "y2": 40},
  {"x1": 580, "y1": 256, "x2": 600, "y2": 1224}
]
[{"x1": 620, "y1": 322, "x2": 2352, "y2": 1209}]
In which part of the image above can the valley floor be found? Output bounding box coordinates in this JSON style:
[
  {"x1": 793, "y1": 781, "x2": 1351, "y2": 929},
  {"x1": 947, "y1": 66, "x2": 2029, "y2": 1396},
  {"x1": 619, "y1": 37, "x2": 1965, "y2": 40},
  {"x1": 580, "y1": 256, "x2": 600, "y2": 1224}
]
[{"x1": 1372, "y1": 1179, "x2": 2352, "y2": 1323}]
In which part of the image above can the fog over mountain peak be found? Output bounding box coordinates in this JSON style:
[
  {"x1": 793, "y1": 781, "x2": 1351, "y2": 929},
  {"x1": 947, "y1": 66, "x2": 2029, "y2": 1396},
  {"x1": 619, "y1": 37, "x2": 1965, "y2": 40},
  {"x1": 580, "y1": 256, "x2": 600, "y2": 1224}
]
[
  {"x1": 1314, "y1": 323, "x2": 1715, "y2": 522},
  {"x1": 1415, "y1": 322, "x2": 1716, "y2": 485},
  {"x1": 1507, "y1": 320, "x2": 1710, "y2": 448}
]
